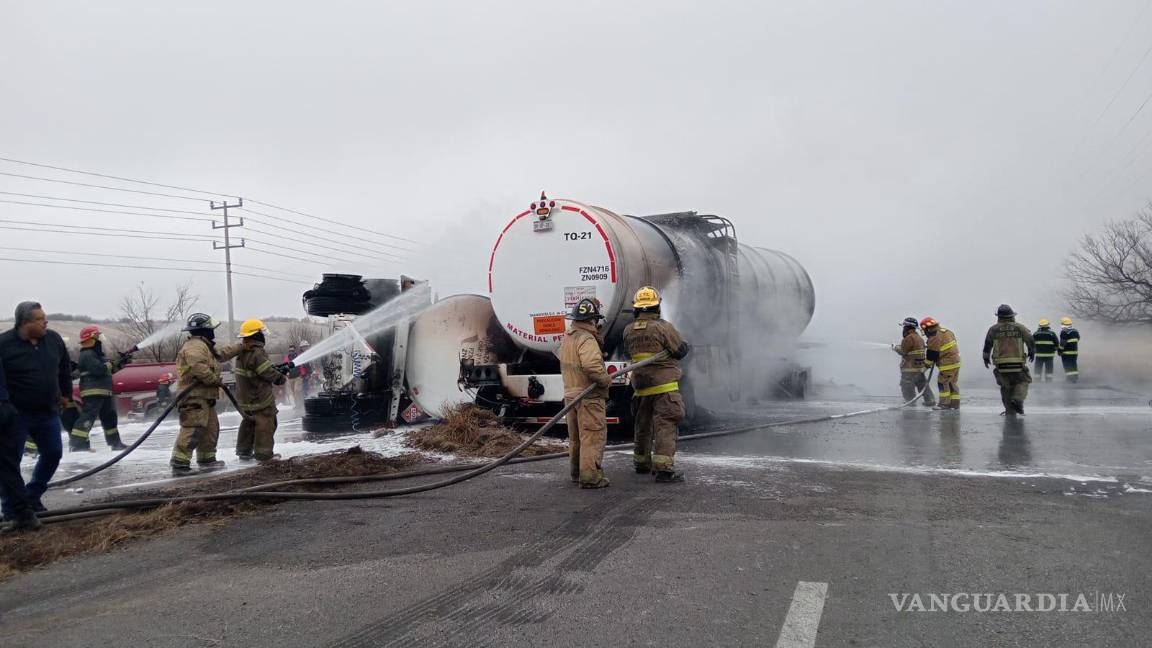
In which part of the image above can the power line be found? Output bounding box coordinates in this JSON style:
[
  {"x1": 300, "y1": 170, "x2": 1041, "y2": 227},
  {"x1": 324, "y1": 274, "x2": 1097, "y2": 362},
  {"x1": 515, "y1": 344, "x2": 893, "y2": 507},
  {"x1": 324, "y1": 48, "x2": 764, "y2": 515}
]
[
  {"x1": 245, "y1": 200, "x2": 422, "y2": 246},
  {"x1": 0, "y1": 156, "x2": 424, "y2": 246},
  {"x1": 0, "y1": 246, "x2": 315, "y2": 280},
  {"x1": 244, "y1": 241, "x2": 394, "y2": 273},
  {"x1": 240, "y1": 208, "x2": 410, "y2": 257},
  {"x1": 0, "y1": 155, "x2": 235, "y2": 199},
  {"x1": 244, "y1": 224, "x2": 399, "y2": 262},
  {"x1": 0, "y1": 256, "x2": 303, "y2": 284},
  {"x1": 0, "y1": 198, "x2": 212, "y2": 223},
  {"x1": 0, "y1": 217, "x2": 217, "y2": 239},
  {"x1": 0, "y1": 224, "x2": 216, "y2": 243},
  {"x1": 0, "y1": 191, "x2": 215, "y2": 216},
  {"x1": 0, "y1": 190, "x2": 399, "y2": 257},
  {"x1": 0, "y1": 171, "x2": 212, "y2": 202},
  {"x1": 1086, "y1": 15, "x2": 1152, "y2": 133}
]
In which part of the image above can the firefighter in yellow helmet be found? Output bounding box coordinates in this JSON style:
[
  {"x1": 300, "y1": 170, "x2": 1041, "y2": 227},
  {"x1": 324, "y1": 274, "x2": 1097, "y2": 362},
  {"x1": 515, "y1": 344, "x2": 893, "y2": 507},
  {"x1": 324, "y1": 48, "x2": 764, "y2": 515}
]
[
  {"x1": 1032, "y1": 319, "x2": 1059, "y2": 382},
  {"x1": 920, "y1": 317, "x2": 961, "y2": 410},
  {"x1": 1058, "y1": 316, "x2": 1080, "y2": 383},
  {"x1": 558, "y1": 298, "x2": 612, "y2": 488},
  {"x1": 170, "y1": 313, "x2": 243, "y2": 474},
  {"x1": 623, "y1": 286, "x2": 691, "y2": 482},
  {"x1": 233, "y1": 319, "x2": 288, "y2": 462}
]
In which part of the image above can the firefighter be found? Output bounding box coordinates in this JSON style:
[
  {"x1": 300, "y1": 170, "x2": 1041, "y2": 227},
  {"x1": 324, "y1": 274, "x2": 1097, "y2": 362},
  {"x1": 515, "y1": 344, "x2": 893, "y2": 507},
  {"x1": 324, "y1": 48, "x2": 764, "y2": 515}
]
[
  {"x1": 68, "y1": 325, "x2": 132, "y2": 451},
  {"x1": 1058, "y1": 316, "x2": 1080, "y2": 383},
  {"x1": 920, "y1": 317, "x2": 961, "y2": 410},
  {"x1": 155, "y1": 372, "x2": 174, "y2": 408},
  {"x1": 170, "y1": 313, "x2": 242, "y2": 474},
  {"x1": 558, "y1": 298, "x2": 612, "y2": 489},
  {"x1": 892, "y1": 316, "x2": 935, "y2": 406},
  {"x1": 983, "y1": 305, "x2": 1036, "y2": 416},
  {"x1": 233, "y1": 319, "x2": 287, "y2": 462},
  {"x1": 623, "y1": 286, "x2": 691, "y2": 483},
  {"x1": 1032, "y1": 319, "x2": 1059, "y2": 382}
]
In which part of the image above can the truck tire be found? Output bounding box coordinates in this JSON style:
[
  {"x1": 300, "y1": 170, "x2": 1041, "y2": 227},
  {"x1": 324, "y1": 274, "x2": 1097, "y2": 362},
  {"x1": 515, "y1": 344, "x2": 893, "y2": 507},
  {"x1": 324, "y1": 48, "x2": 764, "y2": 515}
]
[{"x1": 303, "y1": 294, "x2": 373, "y2": 317}]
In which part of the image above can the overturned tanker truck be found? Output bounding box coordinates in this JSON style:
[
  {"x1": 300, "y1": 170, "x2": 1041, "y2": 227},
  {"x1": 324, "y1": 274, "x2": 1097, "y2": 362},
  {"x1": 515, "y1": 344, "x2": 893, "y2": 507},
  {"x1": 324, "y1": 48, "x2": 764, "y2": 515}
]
[{"x1": 300, "y1": 195, "x2": 815, "y2": 433}]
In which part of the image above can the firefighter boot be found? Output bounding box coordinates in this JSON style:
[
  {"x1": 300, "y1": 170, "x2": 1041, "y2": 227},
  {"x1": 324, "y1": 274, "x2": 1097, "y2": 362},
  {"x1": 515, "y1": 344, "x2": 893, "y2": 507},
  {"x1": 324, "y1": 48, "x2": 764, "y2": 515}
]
[
  {"x1": 1013, "y1": 400, "x2": 1025, "y2": 416},
  {"x1": 69, "y1": 434, "x2": 92, "y2": 452},
  {"x1": 106, "y1": 432, "x2": 128, "y2": 451},
  {"x1": 197, "y1": 459, "x2": 226, "y2": 472},
  {"x1": 170, "y1": 459, "x2": 193, "y2": 475},
  {"x1": 581, "y1": 476, "x2": 611, "y2": 489},
  {"x1": 655, "y1": 470, "x2": 685, "y2": 483}
]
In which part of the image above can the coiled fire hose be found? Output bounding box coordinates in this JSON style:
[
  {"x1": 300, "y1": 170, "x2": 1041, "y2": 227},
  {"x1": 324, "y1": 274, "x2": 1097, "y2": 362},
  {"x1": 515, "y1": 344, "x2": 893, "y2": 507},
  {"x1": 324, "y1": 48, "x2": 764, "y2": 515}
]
[
  {"x1": 37, "y1": 358, "x2": 936, "y2": 523},
  {"x1": 48, "y1": 384, "x2": 253, "y2": 489}
]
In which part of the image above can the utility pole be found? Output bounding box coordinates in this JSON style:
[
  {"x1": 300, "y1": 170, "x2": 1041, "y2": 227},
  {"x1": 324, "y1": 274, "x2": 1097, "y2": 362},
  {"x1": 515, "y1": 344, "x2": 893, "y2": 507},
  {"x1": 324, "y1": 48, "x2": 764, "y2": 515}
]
[{"x1": 211, "y1": 199, "x2": 245, "y2": 340}]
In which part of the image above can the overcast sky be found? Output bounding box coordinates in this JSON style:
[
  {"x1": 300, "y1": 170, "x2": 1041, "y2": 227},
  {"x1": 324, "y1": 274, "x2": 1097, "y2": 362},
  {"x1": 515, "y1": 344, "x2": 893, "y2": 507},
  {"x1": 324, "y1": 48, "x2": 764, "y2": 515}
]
[{"x1": 2, "y1": 0, "x2": 1151, "y2": 353}]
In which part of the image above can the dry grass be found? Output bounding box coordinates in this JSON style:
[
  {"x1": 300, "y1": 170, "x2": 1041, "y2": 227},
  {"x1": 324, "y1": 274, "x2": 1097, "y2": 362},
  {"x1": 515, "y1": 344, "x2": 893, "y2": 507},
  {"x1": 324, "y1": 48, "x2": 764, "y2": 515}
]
[
  {"x1": 0, "y1": 447, "x2": 430, "y2": 580},
  {"x1": 403, "y1": 403, "x2": 568, "y2": 458}
]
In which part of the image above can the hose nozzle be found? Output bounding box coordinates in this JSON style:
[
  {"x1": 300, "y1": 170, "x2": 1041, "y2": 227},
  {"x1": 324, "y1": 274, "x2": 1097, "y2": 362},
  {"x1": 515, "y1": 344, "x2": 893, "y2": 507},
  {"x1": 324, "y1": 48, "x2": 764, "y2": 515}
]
[{"x1": 274, "y1": 361, "x2": 296, "y2": 375}]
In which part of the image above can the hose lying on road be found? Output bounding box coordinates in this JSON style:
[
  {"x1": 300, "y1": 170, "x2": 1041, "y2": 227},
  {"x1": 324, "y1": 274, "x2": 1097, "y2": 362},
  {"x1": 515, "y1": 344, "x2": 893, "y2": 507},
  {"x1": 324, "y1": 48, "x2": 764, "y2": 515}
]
[
  {"x1": 46, "y1": 385, "x2": 195, "y2": 489},
  {"x1": 36, "y1": 359, "x2": 938, "y2": 523},
  {"x1": 48, "y1": 384, "x2": 255, "y2": 489}
]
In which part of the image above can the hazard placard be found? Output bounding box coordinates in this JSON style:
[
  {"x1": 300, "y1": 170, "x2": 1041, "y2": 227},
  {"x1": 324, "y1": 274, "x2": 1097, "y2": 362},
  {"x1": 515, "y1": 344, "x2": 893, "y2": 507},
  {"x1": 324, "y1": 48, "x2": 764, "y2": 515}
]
[
  {"x1": 533, "y1": 314, "x2": 566, "y2": 335},
  {"x1": 564, "y1": 286, "x2": 597, "y2": 309},
  {"x1": 401, "y1": 403, "x2": 423, "y2": 423}
]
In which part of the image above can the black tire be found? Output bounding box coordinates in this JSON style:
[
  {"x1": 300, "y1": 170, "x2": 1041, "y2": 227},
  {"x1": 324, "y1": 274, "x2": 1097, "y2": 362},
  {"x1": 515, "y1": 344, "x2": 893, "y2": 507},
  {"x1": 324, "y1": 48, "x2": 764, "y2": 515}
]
[{"x1": 303, "y1": 294, "x2": 373, "y2": 317}]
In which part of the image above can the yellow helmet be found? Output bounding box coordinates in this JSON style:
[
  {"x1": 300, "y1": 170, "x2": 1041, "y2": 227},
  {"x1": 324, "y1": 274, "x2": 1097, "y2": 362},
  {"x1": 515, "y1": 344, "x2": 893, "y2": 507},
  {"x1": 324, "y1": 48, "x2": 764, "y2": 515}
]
[
  {"x1": 633, "y1": 286, "x2": 661, "y2": 309},
  {"x1": 238, "y1": 318, "x2": 268, "y2": 338},
  {"x1": 1060, "y1": 316, "x2": 1073, "y2": 326},
  {"x1": 1038, "y1": 318, "x2": 1049, "y2": 327}
]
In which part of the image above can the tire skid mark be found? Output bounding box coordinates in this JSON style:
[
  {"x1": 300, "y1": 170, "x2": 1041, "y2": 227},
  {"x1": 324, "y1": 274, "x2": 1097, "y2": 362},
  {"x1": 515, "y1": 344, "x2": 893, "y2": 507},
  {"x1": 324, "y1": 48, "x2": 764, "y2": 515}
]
[{"x1": 328, "y1": 494, "x2": 668, "y2": 648}]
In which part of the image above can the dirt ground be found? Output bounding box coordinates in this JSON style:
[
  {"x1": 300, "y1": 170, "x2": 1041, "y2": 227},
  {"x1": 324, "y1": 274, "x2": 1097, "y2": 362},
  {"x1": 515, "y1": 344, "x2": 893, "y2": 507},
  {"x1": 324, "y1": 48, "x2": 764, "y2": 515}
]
[
  {"x1": 403, "y1": 404, "x2": 568, "y2": 458},
  {"x1": 0, "y1": 447, "x2": 427, "y2": 580}
]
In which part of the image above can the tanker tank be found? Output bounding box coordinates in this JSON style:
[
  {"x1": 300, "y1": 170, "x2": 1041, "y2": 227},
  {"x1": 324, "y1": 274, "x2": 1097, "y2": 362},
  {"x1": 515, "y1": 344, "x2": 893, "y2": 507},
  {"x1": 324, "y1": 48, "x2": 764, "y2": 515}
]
[{"x1": 487, "y1": 196, "x2": 814, "y2": 412}]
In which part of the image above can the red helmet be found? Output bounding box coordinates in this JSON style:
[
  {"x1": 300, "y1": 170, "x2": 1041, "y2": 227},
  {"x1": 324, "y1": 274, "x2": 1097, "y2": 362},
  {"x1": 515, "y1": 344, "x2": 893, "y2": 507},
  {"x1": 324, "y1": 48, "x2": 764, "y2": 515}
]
[
  {"x1": 79, "y1": 325, "x2": 102, "y2": 344},
  {"x1": 919, "y1": 317, "x2": 939, "y2": 329}
]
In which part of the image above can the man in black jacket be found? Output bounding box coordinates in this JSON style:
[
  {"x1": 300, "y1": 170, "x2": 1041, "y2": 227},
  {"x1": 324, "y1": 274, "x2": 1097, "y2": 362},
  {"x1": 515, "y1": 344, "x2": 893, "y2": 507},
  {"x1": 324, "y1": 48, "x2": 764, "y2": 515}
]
[
  {"x1": 0, "y1": 302, "x2": 72, "y2": 526},
  {"x1": 0, "y1": 355, "x2": 40, "y2": 532}
]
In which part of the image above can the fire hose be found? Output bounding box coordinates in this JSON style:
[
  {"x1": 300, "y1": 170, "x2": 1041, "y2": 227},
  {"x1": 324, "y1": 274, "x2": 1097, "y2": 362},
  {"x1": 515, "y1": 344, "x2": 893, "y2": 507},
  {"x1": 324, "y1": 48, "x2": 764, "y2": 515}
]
[
  {"x1": 47, "y1": 384, "x2": 253, "y2": 489},
  {"x1": 36, "y1": 359, "x2": 937, "y2": 524}
]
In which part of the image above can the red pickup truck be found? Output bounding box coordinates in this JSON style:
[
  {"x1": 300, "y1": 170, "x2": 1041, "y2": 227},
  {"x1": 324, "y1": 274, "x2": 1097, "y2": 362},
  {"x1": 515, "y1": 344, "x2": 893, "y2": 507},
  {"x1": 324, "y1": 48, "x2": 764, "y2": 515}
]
[{"x1": 72, "y1": 361, "x2": 177, "y2": 417}]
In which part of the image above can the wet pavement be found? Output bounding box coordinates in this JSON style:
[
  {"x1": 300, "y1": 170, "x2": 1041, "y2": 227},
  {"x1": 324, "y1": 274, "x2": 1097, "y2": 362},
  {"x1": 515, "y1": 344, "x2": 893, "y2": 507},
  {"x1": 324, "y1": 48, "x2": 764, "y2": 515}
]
[
  {"x1": 3, "y1": 384, "x2": 1152, "y2": 647},
  {"x1": 30, "y1": 383, "x2": 1152, "y2": 510}
]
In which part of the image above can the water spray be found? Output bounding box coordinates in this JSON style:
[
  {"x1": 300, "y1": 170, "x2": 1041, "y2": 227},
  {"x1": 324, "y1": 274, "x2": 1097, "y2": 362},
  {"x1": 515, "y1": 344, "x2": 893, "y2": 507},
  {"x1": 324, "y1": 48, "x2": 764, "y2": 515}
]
[{"x1": 292, "y1": 283, "x2": 432, "y2": 366}]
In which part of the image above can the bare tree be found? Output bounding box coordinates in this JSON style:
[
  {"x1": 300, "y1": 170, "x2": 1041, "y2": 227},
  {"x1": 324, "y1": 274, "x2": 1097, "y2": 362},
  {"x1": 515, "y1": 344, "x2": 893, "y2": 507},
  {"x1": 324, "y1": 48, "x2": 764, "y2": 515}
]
[
  {"x1": 119, "y1": 283, "x2": 200, "y2": 361},
  {"x1": 1065, "y1": 209, "x2": 1152, "y2": 326}
]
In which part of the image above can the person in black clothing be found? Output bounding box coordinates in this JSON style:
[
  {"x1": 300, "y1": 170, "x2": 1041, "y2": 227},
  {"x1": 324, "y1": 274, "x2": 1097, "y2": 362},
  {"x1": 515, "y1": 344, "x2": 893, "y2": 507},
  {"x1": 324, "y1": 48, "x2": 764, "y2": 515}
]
[
  {"x1": 1032, "y1": 319, "x2": 1060, "y2": 382},
  {"x1": 68, "y1": 325, "x2": 132, "y2": 451},
  {"x1": 1058, "y1": 316, "x2": 1081, "y2": 383},
  {"x1": 1, "y1": 354, "x2": 41, "y2": 533},
  {"x1": 0, "y1": 301, "x2": 72, "y2": 527}
]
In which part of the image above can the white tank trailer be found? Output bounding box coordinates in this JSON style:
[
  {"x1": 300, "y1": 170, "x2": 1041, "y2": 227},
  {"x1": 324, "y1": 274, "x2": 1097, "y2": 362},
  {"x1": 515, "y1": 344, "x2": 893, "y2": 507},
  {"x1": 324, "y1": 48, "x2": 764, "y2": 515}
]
[
  {"x1": 472, "y1": 196, "x2": 815, "y2": 427},
  {"x1": 299, "y1": 196, "x2": 815, "y2": 433}
]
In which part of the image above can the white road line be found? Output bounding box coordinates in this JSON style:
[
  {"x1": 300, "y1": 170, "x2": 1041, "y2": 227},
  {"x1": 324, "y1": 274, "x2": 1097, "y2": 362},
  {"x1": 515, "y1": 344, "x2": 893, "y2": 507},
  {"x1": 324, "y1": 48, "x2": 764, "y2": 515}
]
[{"x1": 774, "y1": 581, "x2": 829, "y2": 648}]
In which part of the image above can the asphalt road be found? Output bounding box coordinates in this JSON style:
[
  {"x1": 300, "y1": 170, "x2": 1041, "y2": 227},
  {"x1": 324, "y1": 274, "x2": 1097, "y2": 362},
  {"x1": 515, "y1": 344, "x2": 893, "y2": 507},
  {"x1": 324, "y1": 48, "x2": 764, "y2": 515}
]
[{"x1": 2, "y1": 386, "x2": 1150, "y2": 647}]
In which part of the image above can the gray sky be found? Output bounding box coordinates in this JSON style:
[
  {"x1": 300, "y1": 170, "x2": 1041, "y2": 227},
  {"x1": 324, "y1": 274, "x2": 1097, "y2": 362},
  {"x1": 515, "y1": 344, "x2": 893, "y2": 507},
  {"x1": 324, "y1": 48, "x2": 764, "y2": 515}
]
[{"x1": 2, "y1": 0, "x2": 1150, "y2": 352}]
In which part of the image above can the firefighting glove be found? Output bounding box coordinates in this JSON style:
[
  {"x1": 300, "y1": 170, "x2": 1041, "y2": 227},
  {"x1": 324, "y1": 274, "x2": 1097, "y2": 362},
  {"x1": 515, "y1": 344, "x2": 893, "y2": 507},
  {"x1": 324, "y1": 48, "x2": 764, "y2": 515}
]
[
  {"x1": 1027, "y1": 353, "x2": 1035, "y2": 362},
  {"x1": 982, "y1": 354, "x2": 991, "y2": 369},
  {"x1": 273, "y1": 374, "x2": 286, "y2": 386}
]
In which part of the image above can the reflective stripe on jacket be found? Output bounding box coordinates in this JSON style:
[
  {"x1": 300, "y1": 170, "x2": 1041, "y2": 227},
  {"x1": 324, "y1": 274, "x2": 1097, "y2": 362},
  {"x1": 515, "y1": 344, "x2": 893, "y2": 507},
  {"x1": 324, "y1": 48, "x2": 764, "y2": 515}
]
[
  {"x1": 925, "y1": 328, "x2": 960, "y2": 371},
  {"x1": 1033, "y1": 328, "x2": 1059, "y2": 358},
  {"x1": 233, "y1": 339, "x2": 282, "y2": 412},
  {"x1": 984, "y1": 320, "x2": 1035, "y2": 372},
  {"x1": 1060, "y1": 327, "x2": 1080, "y2": 356},
  {"x1": 896, "y1": 331, "x2": 927, "y2": 372},
  {"x1": 622, "y1": 313, "x2": 686, "y2": 395}
]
